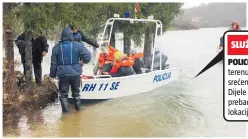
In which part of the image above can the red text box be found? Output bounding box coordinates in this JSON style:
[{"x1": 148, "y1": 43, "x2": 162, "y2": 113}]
[{"x1": 227, "y1": 35, "x2": 248, "y2": 55}]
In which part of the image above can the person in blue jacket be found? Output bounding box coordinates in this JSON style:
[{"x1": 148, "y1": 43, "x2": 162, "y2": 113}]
[
  {"x1": 49, "y1": 27, "x2": 92, "y2": 113},
  {"x1": 69, "y1": 24, "x2": 100, "y2": 48}
]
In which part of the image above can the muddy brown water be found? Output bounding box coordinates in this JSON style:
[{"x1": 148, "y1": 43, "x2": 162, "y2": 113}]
[{"x1": 3, "y1": 28, "x2": 247, "y2": 137}]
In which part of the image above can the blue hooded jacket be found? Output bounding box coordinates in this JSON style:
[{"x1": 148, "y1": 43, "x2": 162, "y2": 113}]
[{"x1": 50, "y1": 27, "x2": 92, "y2": 78}]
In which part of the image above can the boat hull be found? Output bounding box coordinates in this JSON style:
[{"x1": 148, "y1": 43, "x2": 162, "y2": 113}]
[{"x1": 53, "y1": 67, "x2": 180, "y2": 100}]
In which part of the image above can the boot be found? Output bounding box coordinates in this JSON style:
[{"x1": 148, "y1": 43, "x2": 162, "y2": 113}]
[
  {"x1": 60, "y1": 98, "x2": 68, "y2": 113},
  {"x1": 75, "y1": 98, "x2": 81, "y2": 111}
]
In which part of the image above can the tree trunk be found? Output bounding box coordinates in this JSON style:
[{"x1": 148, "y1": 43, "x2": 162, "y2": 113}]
[
  {"x1": 23, "y1": 3, "x2": 34, "y2": 92},
  {"x1": 143, "y1": 27, "x2": 153, "y2": 67},
  {"x1": 5, "y1": 26, "x2": 16, "y2": 92},
  {"x1": 5, "y1": 26, "x2": 14, "y2": 74},
  {"x1": 3, "y1": 26, "x2": 7, "y2": 58},
  {"x1": 24, "y1": 30, "x2": 33, "y2": 93},
  {"x1": 123, "y1": 32, "x2": 131, "y2": 55},
  {"x1": 3, "y1": 3, "x2": 19, "y2": 95},
  {"x1": 3, "y1": 3, "x2": 12, "y2": 58},
  {"x1": 110, "y1": 32, "x2": 116, "y2": 48}
]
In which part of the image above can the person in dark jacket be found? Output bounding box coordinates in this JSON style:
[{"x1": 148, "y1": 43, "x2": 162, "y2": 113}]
[
  {"x1": 15, "y1": 32, "x2": 49, "y2": 84},
  {"x1": 69, "y1": 24, "x2": 100, "y2": 48},
  {"x1": 218, "y1": 21, "x2": 241, "y2": 49},
  {"x1": 229, "y1": 21, "x2": 241, "y2": 30},
  {"x1": 49, "y1": 27, "x2": 92, "y2": 113}
]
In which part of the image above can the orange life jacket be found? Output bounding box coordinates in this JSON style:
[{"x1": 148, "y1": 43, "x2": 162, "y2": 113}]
[
  {"x1": 110, "y1": 57, "x2": 134, "y2": 73},
  {"x1": 107, "y1": 45, "x2": 117, "y2": 62},
  {"x1": 130, "y1": 52, "x2": 144, "y2": 59},
  {"x1": 108, "y1": 45, "x2": 119, "y2": 53},
  {"x1": 98, "y1": 53, "x2": 115, "y2": 69},
  {"x1": 98, "y1": 45, "x2": 118, "y2": 73},
  {"x1": 98, "y1": 53, "x2": 105, "y2": 69},
  {"x1": 98, "y1": 45, "x2": 117, "y2": 66}
]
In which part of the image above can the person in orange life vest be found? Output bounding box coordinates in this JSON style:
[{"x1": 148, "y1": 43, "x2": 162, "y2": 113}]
[
  {"x1": 97, "y1": 45, "x2": 118, "y2": 74},
  {"x1": 100, "y1": 49, "x2": 120, "y2": 75},
  {"x1": 104, "y1": 45, "x2": 119, "y2": 63},
  {"x1": 128, "y1": 49, "x2": 144, "y2": 74},
  {"x1": 100, "y1": 45, "x2": 116, "y2": 64},
  {"x1": 103, "y1": 52, "x2": 136, "y2": 77}
]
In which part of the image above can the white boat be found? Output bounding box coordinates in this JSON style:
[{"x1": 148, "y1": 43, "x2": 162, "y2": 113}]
[{"x1": 53, "y1": 15, "x2": 180, "y2": 103}]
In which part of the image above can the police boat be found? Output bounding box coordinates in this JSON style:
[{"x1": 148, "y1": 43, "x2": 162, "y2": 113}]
[{"x1": 53, "y1": 15, "x2": 180, "y2": 104}]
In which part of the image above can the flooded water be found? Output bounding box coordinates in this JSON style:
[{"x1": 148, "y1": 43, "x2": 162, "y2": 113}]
[{"x1": 4, "y1": 27, "x2": 247, "y2": 137}]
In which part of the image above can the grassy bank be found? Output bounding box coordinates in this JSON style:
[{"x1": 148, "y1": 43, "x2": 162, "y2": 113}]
[{"x1": 3, "y1": 58, "x2": 58, "y2": 126}]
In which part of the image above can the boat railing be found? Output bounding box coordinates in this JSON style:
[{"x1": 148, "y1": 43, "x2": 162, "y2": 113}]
[{"x1": 94, "y1": 15, "x2": 164, "y2": 75}]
